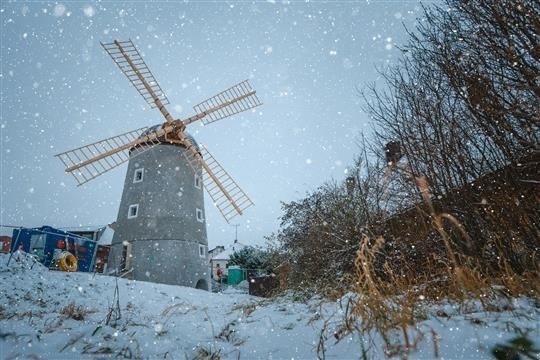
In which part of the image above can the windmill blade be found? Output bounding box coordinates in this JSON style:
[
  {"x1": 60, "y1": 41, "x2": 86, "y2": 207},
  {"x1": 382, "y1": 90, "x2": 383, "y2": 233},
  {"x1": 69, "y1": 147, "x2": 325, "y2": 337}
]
[
  {"x1": 55, "y1": 126, "x2": 171, "y2": 186},
  {"x1": 186, "y1": 80, "x2": 262, "y2": 126},
  {"x1": 101, "y1": 39, "x2": 174, "y2": 123},
  {"x1": 182, "y1": 139, "x2": 254, "y2": 222}
]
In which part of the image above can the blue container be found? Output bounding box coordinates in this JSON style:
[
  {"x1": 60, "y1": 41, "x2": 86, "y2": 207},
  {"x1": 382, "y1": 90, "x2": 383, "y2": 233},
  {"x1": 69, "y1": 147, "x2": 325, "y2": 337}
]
[{"x1": 11, "y1": 226, "x2": 97, "y2": 272}]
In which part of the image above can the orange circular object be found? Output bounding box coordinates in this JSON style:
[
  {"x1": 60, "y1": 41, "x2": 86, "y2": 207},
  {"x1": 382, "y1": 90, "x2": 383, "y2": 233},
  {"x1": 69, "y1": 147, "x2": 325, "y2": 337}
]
[{"x1": 58, "y1": 251, "x2": 78, "y2": 272}]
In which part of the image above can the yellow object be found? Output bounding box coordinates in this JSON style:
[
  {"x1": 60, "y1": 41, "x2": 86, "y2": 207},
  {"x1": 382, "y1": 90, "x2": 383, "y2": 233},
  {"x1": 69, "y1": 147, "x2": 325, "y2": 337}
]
[{"x1": 58, "y1": 251, "x2": 78, "y2": 272}]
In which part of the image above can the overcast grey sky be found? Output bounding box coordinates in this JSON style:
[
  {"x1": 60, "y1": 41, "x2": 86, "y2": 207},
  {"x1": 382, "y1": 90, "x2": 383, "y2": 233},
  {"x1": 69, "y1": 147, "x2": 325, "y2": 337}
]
[{"x1": 1, "y1": 1, "x2": 428, "y2": 248}]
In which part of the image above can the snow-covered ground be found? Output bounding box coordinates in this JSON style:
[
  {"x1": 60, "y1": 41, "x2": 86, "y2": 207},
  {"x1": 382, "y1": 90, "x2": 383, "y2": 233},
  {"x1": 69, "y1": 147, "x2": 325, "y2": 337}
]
[{"x1": 1, "y1": 252, "x2": 538, "y2": 359}]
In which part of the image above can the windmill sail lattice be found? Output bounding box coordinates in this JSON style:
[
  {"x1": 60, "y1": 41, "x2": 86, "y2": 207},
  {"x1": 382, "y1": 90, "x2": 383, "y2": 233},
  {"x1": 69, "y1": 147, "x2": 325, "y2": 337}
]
[
  {"x1": 55, "y1": 127, "x2": 161, "y2": 186},
  {"x1": 184, "y1": 145, "x2": 254, "y2": 222},
  {"x1": 101, "y1": 40, "x2": 169, "y2": 109},
  {"x1": 192, "y1": 80, "x2": 261, "y2": 125}
]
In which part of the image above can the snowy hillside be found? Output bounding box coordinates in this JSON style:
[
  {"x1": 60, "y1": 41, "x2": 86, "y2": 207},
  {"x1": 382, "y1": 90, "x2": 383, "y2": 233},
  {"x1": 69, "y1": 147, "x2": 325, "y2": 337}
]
[{"x1": 1, "y1": 253, "x2": 538, "y2": 359}]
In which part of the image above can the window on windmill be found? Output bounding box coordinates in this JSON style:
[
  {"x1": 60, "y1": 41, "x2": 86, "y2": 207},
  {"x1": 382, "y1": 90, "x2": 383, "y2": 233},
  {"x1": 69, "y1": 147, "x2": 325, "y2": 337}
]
[
  {"x1": 196, "y1": 208, "x2": 204, "y2": 222},
  {"x1": 128, "y1": 204, "x2": 139, "y2": 219},
  {"x1": 133, "y1": 168, "x2": 144, "y2": 183},
  {"x1": 199, "y1": 244, "x2": 206, "y2": 258},
  {"x1": 194, "y1": 174, "x2": 202, "y2": 189},
  {"x1": 121, "y1": 242, "x2": 133, "y2": 271}
]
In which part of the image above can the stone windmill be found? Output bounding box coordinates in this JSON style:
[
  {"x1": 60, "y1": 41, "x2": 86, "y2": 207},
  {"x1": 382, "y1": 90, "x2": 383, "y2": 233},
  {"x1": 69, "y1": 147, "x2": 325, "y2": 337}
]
[{"x1": 56, "y1": 39, "x2": 261, "y2": 290}]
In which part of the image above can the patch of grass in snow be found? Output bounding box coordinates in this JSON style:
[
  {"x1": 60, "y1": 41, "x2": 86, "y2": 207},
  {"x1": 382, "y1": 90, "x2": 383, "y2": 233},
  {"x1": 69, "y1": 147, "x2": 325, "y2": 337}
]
[
  {"x1": 60, "y1": 301, "x2": 95, "y2": 321},
  {"x1": 192, "y1": 345, "x2": 222, "y2": 360},
  {"x1": 216, "y1": 320, "x2": 245, "y2": 346}
]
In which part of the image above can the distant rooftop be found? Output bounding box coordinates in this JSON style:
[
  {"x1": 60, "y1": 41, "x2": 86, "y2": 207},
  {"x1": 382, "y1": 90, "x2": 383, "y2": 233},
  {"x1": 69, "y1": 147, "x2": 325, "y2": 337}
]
[{"x1": 211, "y1": 240, "x2": 248, "y2": 260}]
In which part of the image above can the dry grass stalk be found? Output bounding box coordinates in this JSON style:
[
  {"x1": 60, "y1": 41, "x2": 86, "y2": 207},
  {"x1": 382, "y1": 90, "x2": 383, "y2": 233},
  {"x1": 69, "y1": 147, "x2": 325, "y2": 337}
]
[
  {"x1": 60, "y1": 302, "x2": 93, "y2": 321},
  {"x1": 351, "y1": 234, "x2": 427, "y2": 354}
]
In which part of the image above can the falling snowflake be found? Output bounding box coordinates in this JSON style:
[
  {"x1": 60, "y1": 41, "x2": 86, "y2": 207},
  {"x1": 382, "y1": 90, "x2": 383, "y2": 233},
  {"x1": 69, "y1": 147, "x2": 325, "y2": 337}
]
[
  {"x1": 83, "y1": 5, "x2": 95, "y2": 17},
  {"x1": 53, "y1": 4, "x2": 66, "y2": 17}
]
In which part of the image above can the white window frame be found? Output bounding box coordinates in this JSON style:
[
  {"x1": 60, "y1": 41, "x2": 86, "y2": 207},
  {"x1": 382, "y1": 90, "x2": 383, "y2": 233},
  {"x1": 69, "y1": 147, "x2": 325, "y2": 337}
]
[
  {"x1": 194, "y1": 174, "x2": 202, "y2": 189},
  {"x1": 128, "y1": 204, "x2": 139, "y2": 219},
  {"x1": 199, "y1": 244, "x2": 206, "y2": 258},
  {"x1": 133, "y1": 168, "x2": 144, "y2": 183},
  {"x1": 196, "y1": 208, "x2": 204, "y2": 222}
]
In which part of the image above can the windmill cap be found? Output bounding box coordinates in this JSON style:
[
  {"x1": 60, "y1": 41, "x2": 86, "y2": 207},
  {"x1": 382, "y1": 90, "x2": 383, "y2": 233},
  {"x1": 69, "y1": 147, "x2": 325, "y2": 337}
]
[{"x1": 134, "y1": 124, "x2": 200, "y2": 151}]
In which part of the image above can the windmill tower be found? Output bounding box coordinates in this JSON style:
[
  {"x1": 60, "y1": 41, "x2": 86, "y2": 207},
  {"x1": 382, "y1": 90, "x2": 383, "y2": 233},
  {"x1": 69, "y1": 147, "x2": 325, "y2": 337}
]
[{"x1": 55, "y1": 40, "x2": 261, "y2": 290}]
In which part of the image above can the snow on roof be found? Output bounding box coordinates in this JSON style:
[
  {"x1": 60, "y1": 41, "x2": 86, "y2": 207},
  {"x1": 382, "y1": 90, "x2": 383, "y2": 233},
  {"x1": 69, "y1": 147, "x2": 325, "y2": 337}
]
[
  {"x1": 58, "y1": 225, "x2": 114, "y2": 246},
  {"x1": 97, "y1": 226, "x2": 114, "y2": 245},
  {"x1": 211, "y1": 241, "x2": 248, "y2": 260}
]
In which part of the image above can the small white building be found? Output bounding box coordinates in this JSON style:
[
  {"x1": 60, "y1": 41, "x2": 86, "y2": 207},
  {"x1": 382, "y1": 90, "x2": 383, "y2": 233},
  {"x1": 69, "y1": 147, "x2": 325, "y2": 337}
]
[{"x1": 209, "y1": 240, "x2": 247, "y2": 281}]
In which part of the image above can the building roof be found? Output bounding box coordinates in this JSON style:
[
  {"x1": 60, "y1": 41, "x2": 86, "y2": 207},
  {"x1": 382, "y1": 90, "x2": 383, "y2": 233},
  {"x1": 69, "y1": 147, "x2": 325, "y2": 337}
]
[
  {"x1": 211, "y1": 241, "x2": 248, "y2": 261},
  {"x1": 58, "y1": 225, "x2": 114, "y2": 246}
]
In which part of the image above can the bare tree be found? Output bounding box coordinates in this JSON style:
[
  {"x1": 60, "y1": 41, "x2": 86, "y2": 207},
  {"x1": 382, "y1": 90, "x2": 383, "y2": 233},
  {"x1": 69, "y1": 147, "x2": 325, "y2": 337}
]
[
  {"x1": 414, "y1": 0, "x2": 539, "y2": 162},
  {"x1": 365, "y1": 0, "x2": 539, "y2": 197},
  {"x1": 360, "y1": 0, "x2": 539, "y2": 275}
]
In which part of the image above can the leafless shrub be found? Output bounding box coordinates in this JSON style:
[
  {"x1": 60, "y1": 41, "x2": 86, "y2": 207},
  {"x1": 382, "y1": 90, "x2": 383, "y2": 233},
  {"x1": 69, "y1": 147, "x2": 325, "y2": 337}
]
[
  {"x1": 273, "y1": 145, "x2": 388, "y2": 297},
  {"x1": 216, "y1": 321, "x2": 245, "y2": 346}
]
